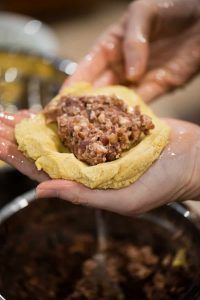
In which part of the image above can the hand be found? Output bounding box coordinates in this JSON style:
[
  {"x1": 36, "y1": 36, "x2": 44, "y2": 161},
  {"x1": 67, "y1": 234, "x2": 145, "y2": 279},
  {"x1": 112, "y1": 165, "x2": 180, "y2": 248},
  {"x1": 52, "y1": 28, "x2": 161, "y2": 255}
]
[
  {"x1": 0, "y1": 111, "x2": 199, "y2": 215},
  {"x1": 36, "y1": 119, "x2": 200, "y2": 215},
  {"x1": 0, "y1": 111, "x2": 49, "y2": 182},
  {"x1": 63, "y1": 0, "x2": 200, "y2": 102}
]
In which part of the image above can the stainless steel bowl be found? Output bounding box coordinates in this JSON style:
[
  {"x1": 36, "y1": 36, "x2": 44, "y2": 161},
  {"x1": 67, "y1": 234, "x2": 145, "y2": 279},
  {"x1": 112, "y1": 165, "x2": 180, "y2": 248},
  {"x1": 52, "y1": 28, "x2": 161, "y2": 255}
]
[
  {"x1": 0, "y1": 191, "x2": 200, "y2": 299},
  {"x1": 0, "y1": 48, "x2": 76, "y2": 112}
]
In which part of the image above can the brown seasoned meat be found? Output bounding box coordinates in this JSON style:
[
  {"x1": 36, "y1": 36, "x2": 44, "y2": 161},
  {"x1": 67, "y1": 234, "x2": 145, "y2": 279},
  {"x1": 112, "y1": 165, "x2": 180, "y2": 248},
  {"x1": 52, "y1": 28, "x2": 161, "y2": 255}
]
[
  {"x1": 0, "y1": 199, "x2": 199, "y2": 300},
  {"x1": 44, "y1": 95, "x2": 154, "y2": 165}
]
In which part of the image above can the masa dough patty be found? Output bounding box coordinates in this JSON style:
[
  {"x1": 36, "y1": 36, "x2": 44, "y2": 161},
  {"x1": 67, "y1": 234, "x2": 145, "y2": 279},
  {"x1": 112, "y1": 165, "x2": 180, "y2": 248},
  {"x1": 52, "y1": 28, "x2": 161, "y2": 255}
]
[{"x1": 15, "y1": 83, "x2": 170, "y2": 189}]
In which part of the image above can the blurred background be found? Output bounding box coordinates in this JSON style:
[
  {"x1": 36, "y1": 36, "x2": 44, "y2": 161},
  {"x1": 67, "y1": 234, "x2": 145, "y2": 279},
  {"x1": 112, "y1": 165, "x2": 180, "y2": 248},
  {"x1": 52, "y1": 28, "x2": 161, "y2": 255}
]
[
  {"x1": 0, "y1": 0, "x2": 200, "y2": 211},
  {"x1": 1, "y1": 0, "x2": 200, "y2": 122}
]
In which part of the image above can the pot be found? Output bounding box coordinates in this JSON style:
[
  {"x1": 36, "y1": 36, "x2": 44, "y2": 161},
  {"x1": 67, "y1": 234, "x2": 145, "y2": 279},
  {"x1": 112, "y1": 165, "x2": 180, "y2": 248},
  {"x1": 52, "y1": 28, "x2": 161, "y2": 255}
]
[{"x1": 0, "y1": 190, "x2": 200, "y2": 299}]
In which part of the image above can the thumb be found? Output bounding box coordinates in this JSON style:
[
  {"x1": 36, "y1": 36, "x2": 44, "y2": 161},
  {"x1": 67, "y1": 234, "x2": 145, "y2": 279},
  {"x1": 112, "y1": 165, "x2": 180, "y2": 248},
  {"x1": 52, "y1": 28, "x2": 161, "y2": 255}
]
[{"x1": 123, "y1": 1, "x2": 155, "y2": 81}]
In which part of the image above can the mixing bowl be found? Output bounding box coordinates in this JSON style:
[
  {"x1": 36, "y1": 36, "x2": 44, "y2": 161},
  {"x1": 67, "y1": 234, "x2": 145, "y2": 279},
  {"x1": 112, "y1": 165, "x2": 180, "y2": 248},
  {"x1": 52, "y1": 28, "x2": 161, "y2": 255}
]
[{"x1": 0, "y1": 190, "x2": 199, "y2": 300}]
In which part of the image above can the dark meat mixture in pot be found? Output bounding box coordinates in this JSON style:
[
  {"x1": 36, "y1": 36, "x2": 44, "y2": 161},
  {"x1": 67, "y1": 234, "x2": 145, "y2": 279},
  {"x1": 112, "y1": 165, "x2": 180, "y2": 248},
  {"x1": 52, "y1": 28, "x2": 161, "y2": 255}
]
[{"x1": 44, "y1": 95, "x2": 154, "y2": 165}]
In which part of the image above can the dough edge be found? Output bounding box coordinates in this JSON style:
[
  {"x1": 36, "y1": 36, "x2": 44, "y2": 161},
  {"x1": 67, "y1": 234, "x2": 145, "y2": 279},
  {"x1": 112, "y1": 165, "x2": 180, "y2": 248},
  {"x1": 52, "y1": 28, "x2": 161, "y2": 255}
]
[{"x1": 15, "y1": 83, "x2": 170, "y2": 189}]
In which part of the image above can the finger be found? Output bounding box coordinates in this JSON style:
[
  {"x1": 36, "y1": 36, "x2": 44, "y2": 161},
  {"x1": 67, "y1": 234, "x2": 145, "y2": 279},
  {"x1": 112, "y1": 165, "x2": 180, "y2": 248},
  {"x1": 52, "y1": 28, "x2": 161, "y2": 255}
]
[
  {"x1": 36, "y1": 180, "x2": 134, "y2": 214},
  {"x1": 0, "y1": 110, "x2": 34, "y2": 127},
  {"x1": 63, "y1": 48, "x2": 108, "y2": 87},
  {"x1": 35, "y1": 149, "x2": 173, "y2": 216},
  {"x1": 16, "y1": 110, "x2": 35, "y2": 121},
  {"x1": 0, "y1": 122, "x2": 15, "y2": 142},
  {"x1": 135, "y1": 81, "x2": 165, "y2": 102},
  {"x1": 137, "y1": 21, "x2": 200, "y2": 101},
  {"x1": 0, "y1": 137, "x2": 49, "y2": 182},
  {"x1": 93, "y1": 69, "x2": 120, "y2": 87},
  {"x1": 163, "y1": 22, "x2": 200, "y2": 86},
  {"x1": 36, "y1": 176, "x2": 169, "y2": 216},
  {"x1": 123, "y1": 1, "x2": 155, "y2": 81},
  {"x1": 36, "y1": 119, "x2": 199, "y2": 215},
  {"x1": 62, "y1": 23, "x2": 123, "y2": 89},
  {"x1": 0, "y1": 112, "x2": 16, "y2": 127}
]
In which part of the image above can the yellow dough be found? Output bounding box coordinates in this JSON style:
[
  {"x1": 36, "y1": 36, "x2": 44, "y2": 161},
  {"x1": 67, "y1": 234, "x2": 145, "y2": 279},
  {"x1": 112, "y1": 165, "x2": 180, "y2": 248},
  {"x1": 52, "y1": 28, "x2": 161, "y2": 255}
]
[{"x1": 15, "y1": 83, "x2": 170, "y2": 189}]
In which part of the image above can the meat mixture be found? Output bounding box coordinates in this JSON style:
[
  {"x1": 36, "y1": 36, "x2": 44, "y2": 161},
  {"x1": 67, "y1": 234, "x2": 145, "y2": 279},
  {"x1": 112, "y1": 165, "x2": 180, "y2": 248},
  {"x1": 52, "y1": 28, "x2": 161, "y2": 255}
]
[{"x1": 44, "y1": 95, "x2": 154, "y2": 165}]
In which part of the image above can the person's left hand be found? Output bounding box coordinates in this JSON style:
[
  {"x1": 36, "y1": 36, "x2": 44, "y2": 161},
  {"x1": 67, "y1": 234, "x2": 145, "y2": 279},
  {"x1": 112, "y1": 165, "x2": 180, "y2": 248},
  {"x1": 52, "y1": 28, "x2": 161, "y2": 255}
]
[
  {"x1": 1, "y1": 110, "x2": 199, "y2": 216},
  {"x1": 36, "y1": 118, "x2": 200, "y2": 215}
]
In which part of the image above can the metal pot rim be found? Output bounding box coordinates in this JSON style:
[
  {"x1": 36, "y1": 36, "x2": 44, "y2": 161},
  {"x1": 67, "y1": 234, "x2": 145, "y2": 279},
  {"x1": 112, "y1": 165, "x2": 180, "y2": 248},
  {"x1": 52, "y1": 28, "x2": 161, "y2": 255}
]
[
  {"x1": 0, "y1": 190, "x2": 200, "y2": 300},
  {"x1": 0, "y1": 188, "x2": 198, "y2": 227}
]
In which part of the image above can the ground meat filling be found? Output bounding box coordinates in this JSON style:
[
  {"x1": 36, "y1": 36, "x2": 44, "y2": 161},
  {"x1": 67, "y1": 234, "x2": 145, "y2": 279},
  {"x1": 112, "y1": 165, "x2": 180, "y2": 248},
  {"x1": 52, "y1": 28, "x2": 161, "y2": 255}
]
[{"x1": 44, "y1": 95, "x2": 155, "y2": 165}]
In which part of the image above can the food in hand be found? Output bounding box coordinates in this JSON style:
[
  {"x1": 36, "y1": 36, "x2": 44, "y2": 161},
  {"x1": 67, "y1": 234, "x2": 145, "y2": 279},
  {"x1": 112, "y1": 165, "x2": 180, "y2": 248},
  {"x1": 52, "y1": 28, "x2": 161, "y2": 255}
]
[{"x1": 15, "y1": 83, "x2": 170, "y2": 189}]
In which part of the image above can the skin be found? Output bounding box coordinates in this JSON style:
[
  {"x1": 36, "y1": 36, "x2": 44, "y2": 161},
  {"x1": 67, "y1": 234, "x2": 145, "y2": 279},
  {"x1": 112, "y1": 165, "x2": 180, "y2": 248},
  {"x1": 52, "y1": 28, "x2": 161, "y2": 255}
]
[
  {"x1": 0, "y1": 0, "x2": 200, "y2": 215},
  {"x1": 63, "y1": 0, "x2": 200, "y2": 102},
  {"x1": 0, "y1": 112, "x2": 200, "y2": 216}
]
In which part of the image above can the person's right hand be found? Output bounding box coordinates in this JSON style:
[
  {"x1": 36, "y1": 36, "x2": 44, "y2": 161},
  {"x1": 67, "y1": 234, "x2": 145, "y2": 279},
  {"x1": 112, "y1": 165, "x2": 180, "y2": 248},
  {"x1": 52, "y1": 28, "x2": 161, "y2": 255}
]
[{"x1": 64, "y1": 0, "x2": 200, "y2": 102}]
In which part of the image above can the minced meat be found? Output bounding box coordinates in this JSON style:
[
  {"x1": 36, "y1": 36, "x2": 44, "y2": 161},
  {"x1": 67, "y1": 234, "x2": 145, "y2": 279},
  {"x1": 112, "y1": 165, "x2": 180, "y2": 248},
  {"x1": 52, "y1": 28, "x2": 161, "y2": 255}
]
[{"x1": 44, "y1": 95, "x2": 154, "y2": 165}]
